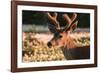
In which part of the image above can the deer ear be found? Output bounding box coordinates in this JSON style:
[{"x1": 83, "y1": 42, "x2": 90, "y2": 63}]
[{"x1": 71, "y1": 21, "x2": 78, "y2": 31}]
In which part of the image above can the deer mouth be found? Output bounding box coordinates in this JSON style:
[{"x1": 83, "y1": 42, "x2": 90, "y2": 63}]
[
  {"x1": 47, "y1": 42, "x2": 63, "y2": 49},
  {"x1": 47, "y1": 42, "x2": 52, "y2": 48}
]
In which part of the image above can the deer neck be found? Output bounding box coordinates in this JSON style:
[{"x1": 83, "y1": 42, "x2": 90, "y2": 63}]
[{"x1": 62, "y1": 32, "x2": 76, "y2": 49}]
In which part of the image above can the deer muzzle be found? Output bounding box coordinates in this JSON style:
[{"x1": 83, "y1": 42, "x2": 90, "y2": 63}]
[{"x1": 47, "y1": 42, "x2": 52, "y2": 48}]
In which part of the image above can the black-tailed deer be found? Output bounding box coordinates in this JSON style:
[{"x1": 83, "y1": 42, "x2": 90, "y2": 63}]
[
  {"x1": 47, "y1": 12, "x2": 90, "y2": 60},
  {"x1": 47, "y1": 12, "x2": 78, "y2": 49}
]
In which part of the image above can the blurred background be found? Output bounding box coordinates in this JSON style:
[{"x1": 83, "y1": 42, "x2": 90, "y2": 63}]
[{"x1": 22, "y1": 10, "x2": 90, "y2": 32}]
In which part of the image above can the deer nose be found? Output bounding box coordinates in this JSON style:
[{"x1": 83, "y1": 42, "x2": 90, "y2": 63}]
[{"x1": 47, "y1": 42, "x2": 52, "y2": 48}]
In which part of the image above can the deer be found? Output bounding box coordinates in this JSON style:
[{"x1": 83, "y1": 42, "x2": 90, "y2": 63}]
[
  {"x1": 47, "y1": 12, "x2": 78, "y2": 49},
  {"x1": 47, "y1": 12, "x2": 90, "y2": 60}
]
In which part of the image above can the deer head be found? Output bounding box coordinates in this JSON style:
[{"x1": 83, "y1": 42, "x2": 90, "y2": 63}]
[{"x1": 47, "y1": 12, "x2": 78, "y2": 49}]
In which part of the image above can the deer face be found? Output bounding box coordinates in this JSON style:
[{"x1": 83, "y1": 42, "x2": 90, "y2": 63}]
[
  {"x1": 47, "y1": 12, "x2": 78, "y2": 48},
  {"x1": 47, "y1": 31, "x2": 70, "y2": 48}
]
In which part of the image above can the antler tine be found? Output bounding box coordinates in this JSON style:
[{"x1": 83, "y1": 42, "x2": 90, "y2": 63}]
[
  {"x1": 63, "y1": 13, "x2": 77, "y2": 25},
  {"x1": 47, "y1": 12, "x2": 60, "y2": 29},
  {"x1": 63, "y1": 13, "x2": 78, "y2": 31},
  {"x1": 47, "y1": 12, "x2": 57, "y2": 19},
  {"x1": 70, "y1": 13, "x2": 77, "y2": 24},
  {"x1": 71, "y1": 20, "x2": 78, "y2": 31}
]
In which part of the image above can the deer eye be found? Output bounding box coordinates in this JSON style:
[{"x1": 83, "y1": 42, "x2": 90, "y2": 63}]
[
  {"x1": 54, "y1": 33, "x2": 62, "y2": 40},
  {"x1": 58, "y1": 35, "x2": 62, "y2": 38},
  {"x1": 56, "y1": 35, "x2": 62, "y2": 39}
]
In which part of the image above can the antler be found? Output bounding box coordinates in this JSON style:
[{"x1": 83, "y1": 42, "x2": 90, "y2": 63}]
[
  {"x1": 47, "y1": 12, "x2": 78, "y2": 33},
  {"x1": 63, "y1": 13, "x2": 78, "y2": 31},
  {"x1": 47, "y1": 12, "x2": 60, "y2": 30}
]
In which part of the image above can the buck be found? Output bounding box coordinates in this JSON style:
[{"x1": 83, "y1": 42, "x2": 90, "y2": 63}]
[
  {"x1": 47, "y1": 12, "x2": 90, "y2": 59},
  {"x1": 47, "y1": 12, "x2": 78, "y2": 49}
]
